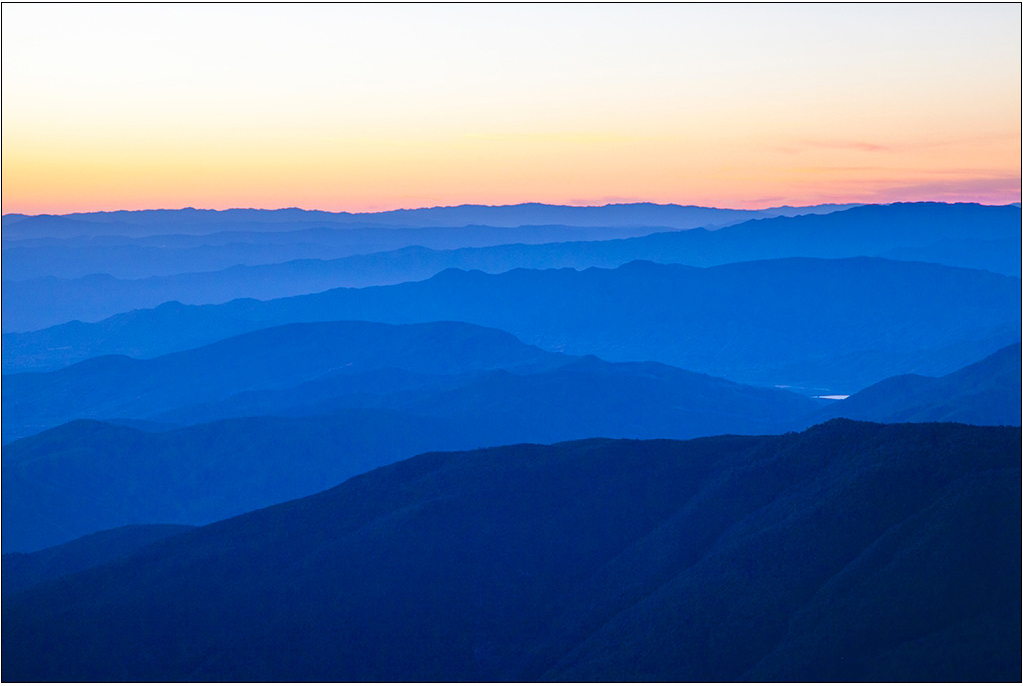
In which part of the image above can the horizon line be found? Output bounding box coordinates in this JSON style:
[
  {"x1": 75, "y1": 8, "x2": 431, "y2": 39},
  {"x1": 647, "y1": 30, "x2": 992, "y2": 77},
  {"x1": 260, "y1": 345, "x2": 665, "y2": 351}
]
[{"x1": 5, "y1": 199, "x2": 1020, "y2": 220}]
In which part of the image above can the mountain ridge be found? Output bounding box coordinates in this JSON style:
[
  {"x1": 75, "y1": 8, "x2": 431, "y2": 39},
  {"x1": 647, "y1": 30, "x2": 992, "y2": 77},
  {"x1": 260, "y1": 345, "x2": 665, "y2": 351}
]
[
  {"x1": 2, "y1": 200, "x2": 863, "y2": 237},
  {"x1": 2, "y1": 353, "x2": 820, "y2": 551},
  {"x1": 5, "y1": 342, "x2": 1016, "y2": 553},
  {"x1": 1, "y1": 320, "x2": 569, "y2": 441},
  {"x1": 815, "y1": 342, "x2": 1021, "y2": 425},
  {"x1": 2, "y1": 524, "x2": 196, "y2": 597},
  {"x1": 3, "y1": 420, "x2": 1018, "y2": 682},
  {"x1": 4, "y1": 256, "x2": 1017, "y2": 395},
  {"x1": 4, "y1": 202, "x2": 1017, "y2": 330}
]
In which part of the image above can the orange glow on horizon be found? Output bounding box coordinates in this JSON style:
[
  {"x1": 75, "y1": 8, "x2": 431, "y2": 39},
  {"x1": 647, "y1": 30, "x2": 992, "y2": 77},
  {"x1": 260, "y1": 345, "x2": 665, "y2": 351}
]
[
  {"x1": 4, "y1": 128, "x2": 1018, "y2": 215},
  {"x1": 3, "y1": 4, "x2": 1019, "y2": 215}
]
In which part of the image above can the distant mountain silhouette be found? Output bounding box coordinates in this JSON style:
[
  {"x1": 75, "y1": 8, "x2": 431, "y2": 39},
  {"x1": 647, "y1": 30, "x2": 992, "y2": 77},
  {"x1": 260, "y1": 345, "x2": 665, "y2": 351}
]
[
  {"x1": 2, "y1": 524, "x2": 194, "y2": 597},
  {"x1": 814, "y1": 343, "x2": 1021, "y2": 426},
  {"x1": 5, "y1": 257, "x2": 1018, "y2": 395},
  {"x1": 2, "y1": 354, "x2": 819, "y2": 551},
  {"x1": 4, "y1": 203, "x2": 1017, "y2": 331},
  {"x1": 1, "y1": 223, "x2": 687, "y2": 282},
  {"x1": 1, "y1": 201, "x2": 859, "y2": 240},
  {"x1": 3, "y1": 420, "x2": 1018, "y2": 681},
  {"x1": 1, "y1": 320, "x2": 566, "y2": 441}
]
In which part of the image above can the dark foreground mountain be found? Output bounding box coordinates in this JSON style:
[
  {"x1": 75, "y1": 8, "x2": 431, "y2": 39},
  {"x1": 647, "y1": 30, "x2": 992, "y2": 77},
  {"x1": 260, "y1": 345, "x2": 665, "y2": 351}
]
[
  {"x1": 1, "y1": 320, "x2": 566, "y2": 441},
  {"x1": 3, "y1": 420, "x2": 1019, "y2": 682},
  {"x1": 6, "y1": 257, "x2": 1018, "y2": 395},
  {"x1": 816, "y1": 343, "x2": 1021, "y2": 426},
  {"x1": 2, "y1": 355, "x2": 818, "y2": 551},
  {"x1": 4, "y1": 202, "x2": 1017, "y2": 331},
  {"x1": 1, "y1": 524, "x2": 195, "y2": 597}
]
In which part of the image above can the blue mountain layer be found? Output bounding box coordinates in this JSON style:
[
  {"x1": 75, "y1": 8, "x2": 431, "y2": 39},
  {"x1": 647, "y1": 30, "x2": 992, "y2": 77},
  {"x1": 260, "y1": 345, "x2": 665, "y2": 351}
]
[
  {"x1": 4, "y1": 256, "x2": 1018, "y2": 395},
  {"x1": 3, "y1": 202, "x2": 1017, "y2": 331}
]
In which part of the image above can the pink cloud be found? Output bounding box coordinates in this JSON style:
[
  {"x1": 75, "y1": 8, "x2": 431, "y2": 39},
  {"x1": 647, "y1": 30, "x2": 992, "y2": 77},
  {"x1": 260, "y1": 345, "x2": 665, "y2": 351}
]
[
  {"x1": 773, "y1": 140, "x2": 892, "y2": 154},
  {"x1": 866, "y1": 176, "x2": 1022, "y2": 204}
]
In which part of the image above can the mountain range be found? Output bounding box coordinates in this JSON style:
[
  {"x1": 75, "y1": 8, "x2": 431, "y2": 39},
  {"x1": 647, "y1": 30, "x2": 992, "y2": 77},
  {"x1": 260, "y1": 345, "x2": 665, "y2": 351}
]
[
  {"x1": 1, "y1": 320, "x2": 566, "y2": 440},
  {"x1": 1, "y1": 201, "x2": 860, "y2": 240},
  {"x1": 2, "y1": 223, "x2": 685, "y2": 282},
  {"x1": 5, "y1": 329, "x2": 1017, "y2": 553},
  {"x1": 2, "y1": 199, "x2": 1019, "y2": 682},
  {"x1": 2, "y1": 320, "x2": 821, "y2": 551},
  {"x1": 3, "y1": 420, "x2": 1018, "y2": 682},
  {"x1": 4, "y1": 202, "x2": 1018, "y2": 331},
  {"x1": 5, "y1": 256, "x2": 1017, "y2": 395}
]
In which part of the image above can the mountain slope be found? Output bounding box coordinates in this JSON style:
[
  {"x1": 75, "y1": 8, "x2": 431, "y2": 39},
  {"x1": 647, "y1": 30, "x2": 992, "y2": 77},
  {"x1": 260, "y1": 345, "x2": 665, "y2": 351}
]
[
  {"x1": 5, "y1": 257, "x2": 1018, "y2": 394},
  {"x1": 816, "y1": 343, "x2": 1021, "y2": 425},
  {"x1": 152, "y1": 356, "x2": 820, "y2": 437},
  {"x1": 1, "y1": 411, "x2": 473, "y2": 553},
  {"x1": 3, "y1": 420, "x2": 1018, "y2": 682},
  {"x1": 2, "y1": 357, "x2": 819, "y2": 552},
  {"x1": 1, "y1": 524, "x2": 195, "y2": 597},
  {"x1": 1, "y1": 320, "x2": 565, "y2": 441}
]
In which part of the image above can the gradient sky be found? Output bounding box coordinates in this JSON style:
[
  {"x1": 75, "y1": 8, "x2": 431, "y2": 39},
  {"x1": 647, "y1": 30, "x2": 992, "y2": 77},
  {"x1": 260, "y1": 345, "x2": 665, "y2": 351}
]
[{"x1": 3, "y1": 4, "x2": 1020, "y2": 214}]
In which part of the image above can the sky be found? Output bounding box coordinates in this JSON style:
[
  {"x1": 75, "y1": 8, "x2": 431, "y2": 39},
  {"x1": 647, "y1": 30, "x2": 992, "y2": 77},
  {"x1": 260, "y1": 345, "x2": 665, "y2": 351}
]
[{"x1": 2, "y1": 3, "x2": 1020, "y2": 214}]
